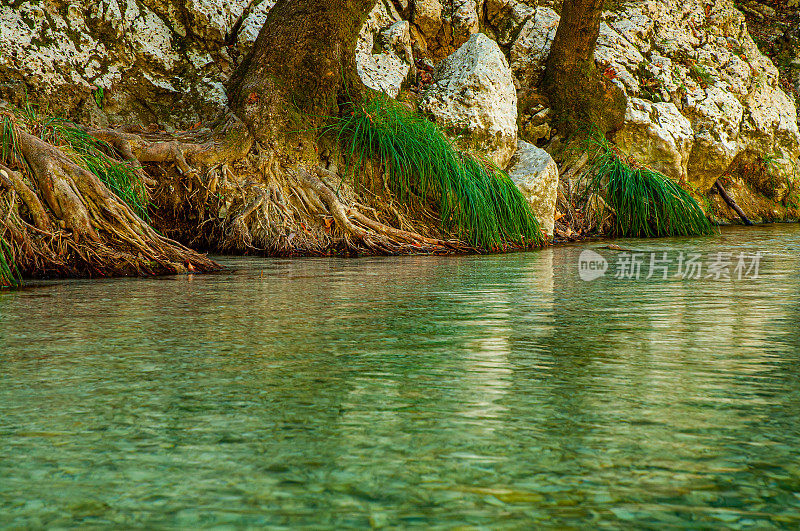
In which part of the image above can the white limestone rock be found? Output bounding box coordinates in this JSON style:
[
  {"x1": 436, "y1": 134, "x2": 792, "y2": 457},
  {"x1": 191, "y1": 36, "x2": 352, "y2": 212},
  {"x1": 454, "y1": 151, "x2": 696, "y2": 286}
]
[
  {"x1": 184, "y1": 0, "x2": 251, "y2": 42},
  {"x1": 236, "y1": 0, "x2": 276, "y2": 53},
  {"x1": 508, "y1": 7, "x2": 559, "y2": 88},
  {"x1": 411, "y1": 0, "x2": 481, "y2": 60},
  {"x1": 128, "y1": 4, "x2": 180, "y2": 70},
  {"x1": 683, "y1": 84, "x2": 746, "y2": 191},
  {"x1": 602, "y1": 0, "x2": 798, "y2": 193},
  {"x1": 359, "y1": 54, "x2": 411, "y2": 98},
  {"x1": 594, "y1": 21, "x2": 645, "y2": 94},
  {"x1": 0, "y1": 0, "x2": 251, "y2": 126},
  {"x1": 506, "y1": 141, "x2": 559, "y2": 238},
  {"x1": 485, "y1": 0, "x2": 536, "y2": 47},
  {"x1": 499, "y1": 0, "x2": 800, "y2": 195},
  {"x1": 420, "y1": 33, "x2": 518, "y2": 168},
  {"x1": 616, "y1": 98, "x2": 695, "y2": 183},
  {"x1": 356, "y1": 1, "x2": 412, "y2": 98},
  {"x1": 412, "y1": 0, "x2": 443, "y2": 38}
]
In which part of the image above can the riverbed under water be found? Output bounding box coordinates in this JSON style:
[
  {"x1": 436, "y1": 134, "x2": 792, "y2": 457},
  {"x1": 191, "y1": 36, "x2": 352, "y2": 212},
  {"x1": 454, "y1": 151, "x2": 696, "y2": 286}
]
[{"x1": 1, "y1": 225, "x2": 800, "y2": 527}]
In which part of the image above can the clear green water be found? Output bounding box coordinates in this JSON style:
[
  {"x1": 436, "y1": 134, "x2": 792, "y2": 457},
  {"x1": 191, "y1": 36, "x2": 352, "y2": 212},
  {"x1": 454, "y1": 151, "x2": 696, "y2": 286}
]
[{"x1": 2, "y1": 225, "x2": 800, "y2": 528}]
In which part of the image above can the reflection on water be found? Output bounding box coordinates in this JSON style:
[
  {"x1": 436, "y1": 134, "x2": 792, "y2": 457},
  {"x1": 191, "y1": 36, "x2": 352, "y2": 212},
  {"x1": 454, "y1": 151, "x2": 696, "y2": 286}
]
[{"x1": 2, "y1": 225, "x2": 800, "y2": 527}]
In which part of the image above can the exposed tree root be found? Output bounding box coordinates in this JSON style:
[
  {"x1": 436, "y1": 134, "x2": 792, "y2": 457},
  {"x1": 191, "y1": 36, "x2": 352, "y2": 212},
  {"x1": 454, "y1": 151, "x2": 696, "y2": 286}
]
[
  {"x1": 1, "y1": 104, "x2": 519, "y2": 283},
  {"x1": 89, "y1": 112, "x2": 253, "y2": 176},
  {"x1": 296, "y1": 166, "x2": 464, "y2": 254},
  {"x1": 0, "y1": 119, "x2": 219, "y2": 280},
  {"x1": 85, "y1": 113, "x2": 468, "y2": 257}
]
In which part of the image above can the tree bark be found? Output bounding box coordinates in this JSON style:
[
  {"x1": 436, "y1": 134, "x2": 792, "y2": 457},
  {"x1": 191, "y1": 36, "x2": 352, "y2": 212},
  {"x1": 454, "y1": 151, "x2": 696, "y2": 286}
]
[
  {"x1": 543, "y1": 0, "x2": 627, "y2": 136},
  {"x1": 714, "y1": 180, "x2": 754, "y2": 226},
  {"x1": 229, "y1": 0, "x2": 376, "y2": 148}
]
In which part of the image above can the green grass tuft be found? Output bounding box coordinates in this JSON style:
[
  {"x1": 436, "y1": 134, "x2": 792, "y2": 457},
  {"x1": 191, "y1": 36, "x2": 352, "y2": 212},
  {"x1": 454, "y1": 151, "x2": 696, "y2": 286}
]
[
  {"x1": 585, "y1": 136, "x2": 715, "y2": 238},
  {"x1": 1, "y1": 114, "x2": 22, "y2": 168},
  {"x1": 326, "y1": 95, "x2": 543, "y2": 249},
  {"x1": 0, "y1": 237, "x2": 21, "y2": 288}
]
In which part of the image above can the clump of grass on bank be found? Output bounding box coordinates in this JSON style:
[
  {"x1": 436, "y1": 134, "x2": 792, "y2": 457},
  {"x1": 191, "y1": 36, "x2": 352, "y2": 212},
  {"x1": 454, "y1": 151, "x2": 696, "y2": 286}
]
[
  {"x1": 2, "y1": 114, "x2": 23, "y2": 171},
  {"x1": 1, "y1": 116, "x2": 22, "y2": 288},
  {"x1": 327, "y1": 95, "x2": 543, "y2": 249},
  {"x1": 584, "y1": 136, "x2": 715, "y2": 237}
]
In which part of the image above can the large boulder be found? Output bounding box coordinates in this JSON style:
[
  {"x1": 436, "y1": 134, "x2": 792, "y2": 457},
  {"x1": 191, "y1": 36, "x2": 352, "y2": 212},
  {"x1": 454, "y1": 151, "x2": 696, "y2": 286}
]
[
  {"x1": 683, "y1": 84, "x2": 747, "y2": 191},
  {"x1": 738, "y1": 81, "x2": 800, "y2": 192},
  {"x1": 419, "y1": 33, "x2": 518, "y2": 168},
  {"x1": 506, "y1": 141, "x2": 559, "y2": 238},
  {"x1": 615, "y1": 98, "x2": 695, "y2": 184}
]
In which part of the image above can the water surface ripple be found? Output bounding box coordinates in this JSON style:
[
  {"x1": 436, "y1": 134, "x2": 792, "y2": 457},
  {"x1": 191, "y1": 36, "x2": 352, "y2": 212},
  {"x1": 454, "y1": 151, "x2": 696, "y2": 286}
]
[{"x1": 1, "y1": 225, "x2": 800, "y2": 527}]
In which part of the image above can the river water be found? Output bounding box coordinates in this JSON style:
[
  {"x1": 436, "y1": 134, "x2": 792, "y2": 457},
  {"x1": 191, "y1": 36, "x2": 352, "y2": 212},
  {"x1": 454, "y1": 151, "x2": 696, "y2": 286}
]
[{"x1": 1, "y1": 225, "x2": 799, "y2": 527}]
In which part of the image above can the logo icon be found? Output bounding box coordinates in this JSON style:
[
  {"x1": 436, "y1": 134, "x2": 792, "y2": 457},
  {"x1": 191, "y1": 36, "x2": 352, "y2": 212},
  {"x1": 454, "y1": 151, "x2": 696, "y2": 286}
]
[{"x1": 578, "y1": 249, "x2": 608, "y2": 281}]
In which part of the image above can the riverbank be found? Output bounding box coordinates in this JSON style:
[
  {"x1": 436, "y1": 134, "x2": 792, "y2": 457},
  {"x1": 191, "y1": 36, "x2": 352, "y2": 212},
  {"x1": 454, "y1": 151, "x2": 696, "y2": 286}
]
[{"x1": 1, "y1": 0, "x2": 798, "y2": 282}]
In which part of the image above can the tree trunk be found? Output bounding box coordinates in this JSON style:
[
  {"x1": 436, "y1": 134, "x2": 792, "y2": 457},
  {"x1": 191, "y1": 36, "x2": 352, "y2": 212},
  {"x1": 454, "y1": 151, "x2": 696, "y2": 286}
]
[
  {"x1": 229, "y1": 0, "x2": 376, "y2": 149},
  {"x1": 543, "y1": 0, "x2": 627, "y2": 136}
]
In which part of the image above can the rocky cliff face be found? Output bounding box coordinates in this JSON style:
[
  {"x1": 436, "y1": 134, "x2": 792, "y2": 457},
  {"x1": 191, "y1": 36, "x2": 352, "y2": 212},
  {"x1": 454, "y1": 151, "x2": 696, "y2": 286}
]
[
  {"x1": 485, "y1": 1, "x2": 799, "y2": 191},
  {"x1": 0, "y1": 0, "x2": 276, "y2": 128},
  {"x1": 412, "y1": 0, "x2": 800, "y2": 222},
  {"x1": 2, "y1": 0, "x2": 798, "y2": 224}
]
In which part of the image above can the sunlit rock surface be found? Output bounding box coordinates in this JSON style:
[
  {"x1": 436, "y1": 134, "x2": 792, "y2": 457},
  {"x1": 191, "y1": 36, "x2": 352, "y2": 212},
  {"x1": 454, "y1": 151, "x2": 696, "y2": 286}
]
[
  {"x1": 419, "y1": 34, "x2": 518, "y2": 168},
  {"x1": 356, "y1": 0, "x2": 413, "y2": 98},
  {"x1": 506, "y1": 140, "x2": 558, "y2": 238},
  {"x1": 483, "y1": 0, "x2": 799, "y2": 197},
  {"x1": 615, "y1": 98, "x2": 695, "y2": 184},
  {"x1": 0, "y1": 0, "x2": 249, "y2": 127}
]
